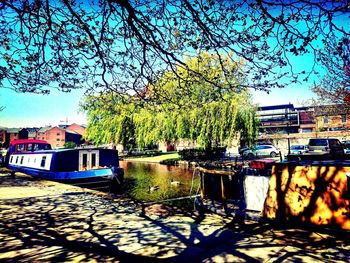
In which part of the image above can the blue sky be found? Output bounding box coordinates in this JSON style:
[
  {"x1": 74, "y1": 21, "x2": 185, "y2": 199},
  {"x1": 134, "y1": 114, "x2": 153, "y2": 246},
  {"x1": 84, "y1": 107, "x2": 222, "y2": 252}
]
[
  {"x1": 252, "y1": 85, "x2": 316, "y2": 106},
  {"x1": 0, "y1": 88, "x2": 87, "y2": 128},
  {"x1": 0, "y1": 83, "x2": 317, "y2": 128}
]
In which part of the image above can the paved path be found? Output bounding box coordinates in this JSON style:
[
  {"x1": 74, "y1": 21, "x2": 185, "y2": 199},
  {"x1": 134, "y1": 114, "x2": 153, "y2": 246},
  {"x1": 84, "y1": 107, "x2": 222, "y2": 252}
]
[{"x1": 0, "y1": 170, "x2": 349, "y2": 262}]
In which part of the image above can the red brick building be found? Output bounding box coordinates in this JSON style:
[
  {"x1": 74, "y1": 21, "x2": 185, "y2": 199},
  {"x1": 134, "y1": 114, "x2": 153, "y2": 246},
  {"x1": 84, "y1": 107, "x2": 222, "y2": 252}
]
[
  {"x1": 36, "y1": 126, "x2": 66, "y2": 148},
  {"x1": 36, "y1": 125, "x2": 84, "y2": 148},
  {"x1": 6, "y1": 128, "x2": 29, "y2": 144},
  {"x1": 314, "y1": 105, "x2": 350, "y2": 132},
  {"x1": 0, "y1": 124, "x2": 85, "y2": 149},
  {"x1": 67, "y1": 123, "x2": 86, "y2": 136}
]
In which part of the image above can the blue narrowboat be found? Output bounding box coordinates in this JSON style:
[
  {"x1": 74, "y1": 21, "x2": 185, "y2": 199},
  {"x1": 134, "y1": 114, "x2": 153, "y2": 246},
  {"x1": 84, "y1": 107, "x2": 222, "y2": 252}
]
[{"x1": 5, "y1": 139, "x2": 124, "y2": 189}]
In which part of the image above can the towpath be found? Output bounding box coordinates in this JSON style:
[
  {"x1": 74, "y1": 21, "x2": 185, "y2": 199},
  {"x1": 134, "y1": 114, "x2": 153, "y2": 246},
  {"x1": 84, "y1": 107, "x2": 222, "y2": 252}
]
[{"x1": 0, "y1": 169, "x2": 349, "y2": 262}]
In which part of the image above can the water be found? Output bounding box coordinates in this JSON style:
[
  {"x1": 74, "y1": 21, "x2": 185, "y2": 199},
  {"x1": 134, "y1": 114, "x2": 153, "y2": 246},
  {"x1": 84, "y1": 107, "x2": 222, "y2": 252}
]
[{"x1": 119, "y1": 161, "x2": 200, "y2": 207}]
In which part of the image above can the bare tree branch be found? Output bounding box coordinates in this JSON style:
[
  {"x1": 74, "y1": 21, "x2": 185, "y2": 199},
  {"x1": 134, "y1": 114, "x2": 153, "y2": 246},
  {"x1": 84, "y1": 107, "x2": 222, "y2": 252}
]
[{"x1": 0, "y1": 0, "x2": 348, "y2": 104}]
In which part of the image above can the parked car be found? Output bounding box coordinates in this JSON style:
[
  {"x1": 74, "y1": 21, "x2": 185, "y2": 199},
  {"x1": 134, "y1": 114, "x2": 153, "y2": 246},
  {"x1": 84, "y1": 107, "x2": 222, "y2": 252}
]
[
  {"x1": 238, "y1": 146, "x2": 250, "y2": 155},
  {"x1": 242, "y1": 144, "x2": 280, "y2": 159},
  {"x1": 342, "y1": 141, "x2": 350, "y2": 154},
  {"x1": 308, "y1": 138, "x2": 344, "y2": 157},
  {"x1": 289, "y1": 145, "x2": 308, "y2": 155}
]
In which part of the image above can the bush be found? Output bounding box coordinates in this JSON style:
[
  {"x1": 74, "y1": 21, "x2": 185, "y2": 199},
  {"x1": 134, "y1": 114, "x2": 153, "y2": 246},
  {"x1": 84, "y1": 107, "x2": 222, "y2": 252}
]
[
  {"x1": 144, "y1": 149, "x2": 162, "y2": 156},
  {"x1": 178, "y1": 147, "x2": 226, "y2": 160},
  {"x1": 64, "y1": 141, "x2": 76, "y2": 149}
]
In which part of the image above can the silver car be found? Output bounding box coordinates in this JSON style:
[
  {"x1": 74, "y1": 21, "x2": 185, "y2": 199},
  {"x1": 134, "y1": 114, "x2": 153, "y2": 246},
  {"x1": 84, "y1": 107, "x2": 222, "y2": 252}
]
[
  {"x1": 289, "y1": 145, "x2": 308, "y2": 155},
  {"x1": 308, "y1": 138, "x2": 344, "y2": 157},
  {"x1": 242, "y1": 144, "x2": 280, "y2": 159}
]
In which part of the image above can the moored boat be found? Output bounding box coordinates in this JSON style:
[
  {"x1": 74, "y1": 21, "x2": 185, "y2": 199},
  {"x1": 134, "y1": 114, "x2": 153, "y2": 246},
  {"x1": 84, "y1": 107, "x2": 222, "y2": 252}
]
[{"x1": 5, "y1": 139, "x2": 124, "y2": 190}]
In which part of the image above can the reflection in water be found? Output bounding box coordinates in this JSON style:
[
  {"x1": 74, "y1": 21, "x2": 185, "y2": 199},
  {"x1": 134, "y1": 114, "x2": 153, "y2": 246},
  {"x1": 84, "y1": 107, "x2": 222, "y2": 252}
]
[{"x1": 119, "y1": 161, "x2": 200, "y2": 206}]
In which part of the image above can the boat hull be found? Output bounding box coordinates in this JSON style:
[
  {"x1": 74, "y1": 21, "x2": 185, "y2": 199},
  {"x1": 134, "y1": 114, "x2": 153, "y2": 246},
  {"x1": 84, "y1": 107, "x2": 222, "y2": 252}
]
[{"x1": 7, "y1": 164, "x2": 114, "y2": 180}]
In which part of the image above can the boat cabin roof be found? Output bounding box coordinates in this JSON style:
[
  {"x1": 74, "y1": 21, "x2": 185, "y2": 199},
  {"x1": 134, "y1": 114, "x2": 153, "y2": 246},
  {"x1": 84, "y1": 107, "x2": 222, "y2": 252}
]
[
  {"x1": 10, "y1": 139, "x2": 50, "y2": 146},
  {"x1": 10, "y1": 139, "x2": 52, "y2": 153}
]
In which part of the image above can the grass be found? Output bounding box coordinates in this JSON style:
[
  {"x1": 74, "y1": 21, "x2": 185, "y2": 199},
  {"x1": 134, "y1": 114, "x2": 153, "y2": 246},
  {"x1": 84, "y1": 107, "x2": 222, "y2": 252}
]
[{"x1": 122, "y1": 153, "x2": 180, "y2": 163}]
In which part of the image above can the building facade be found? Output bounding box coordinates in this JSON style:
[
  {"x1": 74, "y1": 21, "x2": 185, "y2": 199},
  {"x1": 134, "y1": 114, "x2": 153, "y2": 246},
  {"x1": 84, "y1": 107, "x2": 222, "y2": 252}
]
[
  {"x1": 36, "y1": 126, "x2": 66, "y2": 148},
  {"x1": 67, "y1": 123, "x2": 86, "y2": 136},
  {"x1": 6, "y1": 128, "x2": 29, "y2": 144},
  {"x1": 36, "y1": 126, "x2": 84, "y2": 148},
  {"x1": 257, "y1": 103, "x2": 350, "y2": 156},
  {"x1": 257, "y1": 104, "x2": 350, "y2": 135},
  {"x1": 257, "y1": 104, "x2": 299, "y2": 134},
  {"x1": 0, "y1": 124, "x2": 85, "y2": 149}
]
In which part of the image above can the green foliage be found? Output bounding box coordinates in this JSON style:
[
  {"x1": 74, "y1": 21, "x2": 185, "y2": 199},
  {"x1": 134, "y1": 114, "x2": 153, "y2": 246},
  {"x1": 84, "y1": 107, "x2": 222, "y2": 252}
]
[
  {"x1": 144, "y1": 150, "x2": 162, "y2": 156},
  {"x1": 81, "y1": 53, "x2": 258, "y2": 150},
  {"x1": 81, "y1": 94, "x2": 137, "y2": 152},
  {"x1": 64, "y1": 141, "x2": 76, "y2": 149},
  {"x1": 178, "y1": 147, "x2": 227, "y2": 160}
]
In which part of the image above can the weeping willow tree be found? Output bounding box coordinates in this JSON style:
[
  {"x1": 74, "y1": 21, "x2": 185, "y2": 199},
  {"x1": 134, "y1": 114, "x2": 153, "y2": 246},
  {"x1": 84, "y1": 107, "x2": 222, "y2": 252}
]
[
  {"x1": 81, "y1": 53, "x2": 259, "y2": 151},
  {"x1": 81, "y1": 94, "x2": 138, "y2": 152}
]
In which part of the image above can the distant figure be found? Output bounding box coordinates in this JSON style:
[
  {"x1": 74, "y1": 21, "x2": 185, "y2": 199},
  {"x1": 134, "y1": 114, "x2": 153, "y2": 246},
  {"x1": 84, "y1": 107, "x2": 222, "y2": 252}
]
[{"x1": 0, "y1": 148, "x2": 7, "y2": 166}]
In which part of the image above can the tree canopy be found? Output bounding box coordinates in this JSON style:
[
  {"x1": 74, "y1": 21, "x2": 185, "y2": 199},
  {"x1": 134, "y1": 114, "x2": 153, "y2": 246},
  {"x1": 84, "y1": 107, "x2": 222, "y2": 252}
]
[
  {"x1": 1, "y1": 0, "x2": 349, "y2": 100},
  {"x1": 81, "y1": 53, "x2": 258, "y2": 151},
  {"x1": 313, "y1": 37, "x2": 350, "y2": 106}
]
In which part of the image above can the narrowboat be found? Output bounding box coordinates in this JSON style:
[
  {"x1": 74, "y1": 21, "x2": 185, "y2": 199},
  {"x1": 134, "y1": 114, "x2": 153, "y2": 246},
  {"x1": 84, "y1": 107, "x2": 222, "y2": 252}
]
[{"x1": 5, "y1": 139, "x2": 124, "y2": 190}]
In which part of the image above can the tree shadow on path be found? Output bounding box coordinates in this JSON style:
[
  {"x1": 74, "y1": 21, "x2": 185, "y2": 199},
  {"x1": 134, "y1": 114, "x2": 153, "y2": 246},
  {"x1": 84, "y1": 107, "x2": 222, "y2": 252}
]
[{"x1": 0, "y1": 178, "x2": 349, "y2": 262}]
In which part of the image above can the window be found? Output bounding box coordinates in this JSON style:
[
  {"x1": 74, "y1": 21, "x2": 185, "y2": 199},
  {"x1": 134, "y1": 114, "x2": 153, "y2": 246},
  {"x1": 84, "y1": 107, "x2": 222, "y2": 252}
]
[
  {"x1": 17, "y1": 144, "x2": 25, "y2": 152},
  {"x1": 16, "y1": 156, "x2": 19, "y2": 163},
  {"x1": 301, "y1": 128, "x2": 312, "y2": 133},
  {"x1": 26, "y1": 144, "x2": 33, "y2": 152},
  {"x1": 342, "y1": 114, "x2": 347, "y2": 123},
  {"x1": 20, "y1": 156, "x2": 24, "y2": 164},
  {"x1": 10, "y1": 156, "x2": 13, "y2": 163},
  {"x1": 82, "y1": 153, "x2": 88, "y2": 169},
  {"x1": 40, "y1": 156, "x2": 46, "y2": 168},
  {"x1": 57, "y1": 133, "x2": 60, "y2": 136},
  {"x1": 309, "y1": 139, "x2": 328, "y2": 146},
  {"x1": 291, "y1": 145, "x2": 305, "y2": 150},
  {"x1": 323, "y1": 117, "x2": 328, "y2": 124},
  {"x1": 329, "y1": 139, "x2": 341, "y2": 146},
  {"x1": 91, "y1": 153, "x2": 96, "y2": 168},
  {"x1": 34, "y1": 143, "x2": 52, "y2": 151}
]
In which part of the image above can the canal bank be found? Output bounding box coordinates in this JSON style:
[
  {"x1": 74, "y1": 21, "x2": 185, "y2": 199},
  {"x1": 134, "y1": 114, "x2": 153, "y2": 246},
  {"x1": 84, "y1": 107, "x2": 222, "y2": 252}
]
[
  {"x1": 1, "y1": 169, "x2": 349, "y2": 262},
  {"x1": 122, "y1": 153, "x2": 245, "y2": 169}
]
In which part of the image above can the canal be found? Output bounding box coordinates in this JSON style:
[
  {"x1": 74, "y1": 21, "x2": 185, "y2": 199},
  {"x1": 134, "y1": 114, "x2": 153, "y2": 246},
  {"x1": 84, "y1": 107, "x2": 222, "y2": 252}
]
[{"x1": 119, "y1": 161, "x2": 200, "y2": 208}]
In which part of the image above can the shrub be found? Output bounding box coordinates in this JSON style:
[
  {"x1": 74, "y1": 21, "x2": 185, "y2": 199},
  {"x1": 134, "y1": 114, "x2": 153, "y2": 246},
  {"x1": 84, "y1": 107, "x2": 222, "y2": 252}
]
[
  {"x1": 64, "y1": 141, "x2": 76, "y2": 149},
  {"x1": 178, "y1": 147, "x2": 226, "y2": 160},
  {"x1": 144, "y1": 149, "x2": 162, "y2": 156}
]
